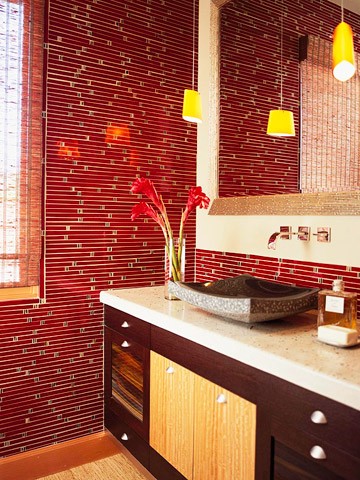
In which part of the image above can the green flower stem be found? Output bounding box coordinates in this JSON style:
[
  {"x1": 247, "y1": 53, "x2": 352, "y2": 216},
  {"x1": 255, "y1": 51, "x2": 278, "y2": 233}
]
[
  {"x1": 159, "y1": 195, "x2": 173, "y2": 242},
  {"x1": 177, "y1": 211, "x2": 185, "y2": 267},
  {"x1": 160, "y1": 195, "x2": 183, "y2": 283},
  {"x1": 165, "y1": 239, "x2": 181, "y2": 282}
]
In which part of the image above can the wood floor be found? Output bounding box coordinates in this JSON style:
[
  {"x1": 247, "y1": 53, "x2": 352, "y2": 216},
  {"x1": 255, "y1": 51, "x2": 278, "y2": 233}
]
[
  {"x1": 0, "y1": 431, "x2": 156, "y2": 480},
  {"x1": 38, "y1": 452, "x2": 150, "y2": 480}
]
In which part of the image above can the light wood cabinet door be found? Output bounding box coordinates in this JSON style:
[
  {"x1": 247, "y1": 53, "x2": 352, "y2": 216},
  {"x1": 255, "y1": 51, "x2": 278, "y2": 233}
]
[
  {"x1": 149, "y1": 351, "x2": 194, "y2": 480},
  {"x1": 193, "y1": 374, "x2": 256, "y2": 480}
]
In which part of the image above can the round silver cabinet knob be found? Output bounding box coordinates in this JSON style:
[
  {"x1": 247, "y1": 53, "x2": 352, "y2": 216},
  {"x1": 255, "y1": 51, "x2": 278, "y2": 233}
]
[
  {"x1": 121, "y1": 340, "x2": 130, "y2": 348},
  {"x1": 166, "y1": 366, "x2": 175, "y2": 374},
  {"x1": 121, "y1": 433, "x2": 129, "y2": 441},
  {"x1": 310, "y1": 445, "x2": 326, "y2": 460},
  {"x1": 121, "y1": 321, "x2": 129, "y2": 328},
  {"x1": 310, "y1": 410, "x2": 328, "y2": 424}
]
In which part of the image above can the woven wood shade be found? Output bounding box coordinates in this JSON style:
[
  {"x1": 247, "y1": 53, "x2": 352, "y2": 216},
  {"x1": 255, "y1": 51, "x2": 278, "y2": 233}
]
[
  {"x1": 301, "y1": 35, "x2": 360, "y2": 193},
  {"x1": 0, "y1": 0, "x2": 43, "y2": 288}
]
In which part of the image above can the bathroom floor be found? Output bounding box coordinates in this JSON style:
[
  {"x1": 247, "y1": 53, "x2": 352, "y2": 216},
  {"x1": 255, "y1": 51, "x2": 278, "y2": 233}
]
[
  {"x1": 38, "y1": 452, "x2": 152, "y2": 480},
  {"x1": 0, "y1": 431, "x2": 155, "y2": 480}
]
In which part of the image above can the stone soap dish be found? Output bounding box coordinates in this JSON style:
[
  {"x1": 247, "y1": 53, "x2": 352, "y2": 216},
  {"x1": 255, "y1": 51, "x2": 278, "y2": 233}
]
[{"x1": 168, "y1": 274, "x2": 319, "y2": 323}]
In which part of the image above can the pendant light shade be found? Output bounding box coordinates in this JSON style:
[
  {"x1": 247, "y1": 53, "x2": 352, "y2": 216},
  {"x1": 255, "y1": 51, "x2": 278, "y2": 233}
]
[
  {"x1": 267, "y1": 109, "x2": 295, "y2": 137},
  {"x1": 266, "y1": 3, "x2": 295, "y2": 138},
  {"x1": 333, "y1": 21, "x2": 356, "y2": 82},
  {"x1": 182, "y1": 89, "x2": 202, "y2": 123},
  {"x1": 182, "y1": 0, "x2": 202, "y2": 123}
]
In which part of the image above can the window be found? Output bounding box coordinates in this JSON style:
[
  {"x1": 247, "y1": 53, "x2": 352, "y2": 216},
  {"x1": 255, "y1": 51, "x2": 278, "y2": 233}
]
[{"x1": 0, "y1": 0, "x2": 43, "y2": 300}]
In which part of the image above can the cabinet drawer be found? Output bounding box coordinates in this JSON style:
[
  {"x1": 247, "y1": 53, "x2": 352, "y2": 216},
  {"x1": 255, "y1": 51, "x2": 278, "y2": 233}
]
[
  {"x1": 274, "y1": 438, "x2": 360, "y2": 480},
  {"x1": 105, "y1": 407, "x2": 149, "y2": 469},
  {"x1": 270, "y1": 378, "x2": 360, "y2": 459},
  {"x1": 273, "y1": 422, "x2": 360, "y2": 480},
  {"x1": 104, "y1": 305, "x2": 150, "y2": 347}
]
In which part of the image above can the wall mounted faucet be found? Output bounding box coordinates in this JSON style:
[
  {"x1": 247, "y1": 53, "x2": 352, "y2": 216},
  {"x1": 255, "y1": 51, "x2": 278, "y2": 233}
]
[
  {"x1": 268, "y1": 226, "x2": 330, "y2": 250},
  {"x1": 267, "y1": 226, "x2": 310, "y2": 250}
]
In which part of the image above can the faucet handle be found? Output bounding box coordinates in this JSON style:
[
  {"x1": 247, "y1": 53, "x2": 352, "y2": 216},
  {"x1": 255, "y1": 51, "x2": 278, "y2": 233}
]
[
  {"x1": 280, "y1": 226, "x2": 292, "y2": 239},
  {"x1": 312, "y1": 227, "x2": 331, "y2": 243},
  {"x1": 298, "y1": 226, "x2": 310, "y2": 241}
]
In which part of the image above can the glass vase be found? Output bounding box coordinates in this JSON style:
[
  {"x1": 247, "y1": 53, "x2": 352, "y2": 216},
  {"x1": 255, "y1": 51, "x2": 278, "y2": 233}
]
[{"x1": 164, "y1": 238, "x2": 185, "y2": 300}]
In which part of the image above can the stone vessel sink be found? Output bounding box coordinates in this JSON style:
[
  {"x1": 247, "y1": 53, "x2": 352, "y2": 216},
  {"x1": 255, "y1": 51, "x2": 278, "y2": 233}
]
[{"x1": 168, "y1": 274, "x2": 319, "y2": 323}]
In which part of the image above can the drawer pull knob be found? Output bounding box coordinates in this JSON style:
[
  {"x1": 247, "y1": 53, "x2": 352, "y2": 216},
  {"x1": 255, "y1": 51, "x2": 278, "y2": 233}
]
[
  {"x1": 121, "y1": 433, "x2": 128, "y2": 441},
  {"x1": 121, "y1": 341, "x2": 130, "y2": 348},
  {"x1": 121, "y1": 321, "x2": 129, "y2": 328},
  {"x1": 216, "y1": 393, "x2": 227, "y2": 404},
  {"x1": 311, "y1": 410, "x2": 328, "y2": 424},
  {"x1": 310, "y1": 445, "x2": 326, "y2": 460},
  {"x1": 166, "y1": 366, "x2": 175, "y2": 374}
]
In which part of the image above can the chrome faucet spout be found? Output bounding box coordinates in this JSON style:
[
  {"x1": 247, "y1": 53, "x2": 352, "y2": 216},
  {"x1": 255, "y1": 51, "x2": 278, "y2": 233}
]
[{"x1": 267, "y1": 231, "x2": 288, "y2": 250}]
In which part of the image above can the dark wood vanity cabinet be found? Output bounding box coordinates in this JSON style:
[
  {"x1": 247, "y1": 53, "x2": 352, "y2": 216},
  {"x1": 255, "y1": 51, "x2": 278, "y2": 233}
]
[
  {"x1": 269, "y1": 377, "x2": 360, "y2": 480},
  {"x1": 104, "y1": 306, "x2": 186, "y2": 479},
  {"x1": 103, "y1": 305, "x2": 360, "y2": 480},
  {"x1": 104, "y1": 306, "x2": 151, "y2": 467}
]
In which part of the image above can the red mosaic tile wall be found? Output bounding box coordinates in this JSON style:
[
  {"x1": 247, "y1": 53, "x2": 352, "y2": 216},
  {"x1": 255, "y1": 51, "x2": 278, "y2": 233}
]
[
  {"x1": 219, "y1": 0, "x2": 360, "y2": 197},
  {"x1": 196, "y1": 250, "x2": 360, "y2": 316},
  {"x1": 0, "y1": 0, "x2": 197, "y2": 458},
  {"x1": 1, "y1": 0, "x2": 358, "y2": 461}
]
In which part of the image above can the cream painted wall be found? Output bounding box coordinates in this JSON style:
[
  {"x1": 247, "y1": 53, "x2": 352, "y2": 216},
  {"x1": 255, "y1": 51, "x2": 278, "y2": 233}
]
[{"x1": 196, "y1": 0, "x2": 360, "y2": 268}]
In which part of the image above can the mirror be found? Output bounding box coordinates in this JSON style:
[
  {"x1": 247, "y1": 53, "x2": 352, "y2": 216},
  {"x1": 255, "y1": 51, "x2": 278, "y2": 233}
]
[{"x1": 205, "y1": 0, "x2": 360, "y2": 215}]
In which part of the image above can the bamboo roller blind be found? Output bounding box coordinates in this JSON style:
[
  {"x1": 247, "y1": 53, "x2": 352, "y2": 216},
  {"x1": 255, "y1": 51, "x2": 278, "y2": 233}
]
[
  {"x1": 300, "y1": 35, "x2": 360, "y2": 193},
  {"x1": 0, "y1": 0, "x2": 43, "y2": 288}
]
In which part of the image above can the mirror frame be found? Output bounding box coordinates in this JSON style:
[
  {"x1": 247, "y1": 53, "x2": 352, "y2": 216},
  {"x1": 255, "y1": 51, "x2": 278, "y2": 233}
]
[{"x1": 201, "y1": 0, "x2": 360, "y2": 215}]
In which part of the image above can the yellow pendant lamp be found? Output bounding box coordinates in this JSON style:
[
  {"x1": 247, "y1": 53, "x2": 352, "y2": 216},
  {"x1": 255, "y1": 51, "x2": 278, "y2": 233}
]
[
  {"x1": 267, "y1": 110, "x2": 295, "y2": 136},
  {"x1": 267, "y1": 1, "x2": 295, "y2": 137},
  {"x1": 182, "y1": 0, "x2": 202, "y2": 123},
  {"x1": 182, "y1": 89, "x2": 202, "y2": 123},
  {"x1": 332, "y1": 1, "x2": 355, "y2": 82}
]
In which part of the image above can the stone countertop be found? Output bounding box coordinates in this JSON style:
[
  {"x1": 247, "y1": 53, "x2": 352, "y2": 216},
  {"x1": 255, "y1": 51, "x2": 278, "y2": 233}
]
[{"x1": 100, "y1": 286, "x2": 360, "y2": 412}]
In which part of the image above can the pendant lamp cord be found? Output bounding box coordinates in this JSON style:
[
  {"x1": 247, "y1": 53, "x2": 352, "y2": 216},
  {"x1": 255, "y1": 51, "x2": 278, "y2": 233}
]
[
  {"x1": 280, "y1": 1, "x2": 283, "y2": 109},
  {"x1": 191, "y1": 0, "x2": 195, "y2": 90},
  {"x1": 341, "y1": 0, "x2": 344, "y2": 22}
]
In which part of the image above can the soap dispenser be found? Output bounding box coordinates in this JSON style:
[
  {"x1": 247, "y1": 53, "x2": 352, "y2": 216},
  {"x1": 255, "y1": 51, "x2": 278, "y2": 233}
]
[{"x1": 317, "y1": 279, "x2": 357, "y2": 330}]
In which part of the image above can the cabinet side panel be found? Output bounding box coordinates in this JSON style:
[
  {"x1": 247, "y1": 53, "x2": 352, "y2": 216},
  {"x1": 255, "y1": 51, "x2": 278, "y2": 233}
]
[
  {"x1": 193, "y1": 375, "x2": 257, "y2": 480},
  {"x1": 149, "y1": 351, "x2": 194, "y2": 480}
]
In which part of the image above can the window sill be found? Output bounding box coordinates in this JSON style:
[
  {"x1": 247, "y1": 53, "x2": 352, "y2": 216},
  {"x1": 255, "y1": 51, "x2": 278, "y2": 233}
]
[{"x1": 0, "y1": 286, "x2": 40, "y2": 301}]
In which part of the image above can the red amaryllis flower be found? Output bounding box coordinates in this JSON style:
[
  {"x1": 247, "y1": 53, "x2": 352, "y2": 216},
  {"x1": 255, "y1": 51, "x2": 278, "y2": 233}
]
[
  {"x1": 182, "y1": 186, "x2": 210, "y2": 224},
  {"x1": 131, "y1": 201, "x2": 164, "y2": 225},
  {"x1": 130, "y1": 178, "x2": 210, "y2": 284},
  {"x1": 130, "y1": 177, "x2": 164, "y2": 214},
  {"x1": 131, "y1": 201, "x2": 168, "y2": 238}
]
